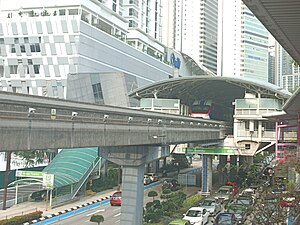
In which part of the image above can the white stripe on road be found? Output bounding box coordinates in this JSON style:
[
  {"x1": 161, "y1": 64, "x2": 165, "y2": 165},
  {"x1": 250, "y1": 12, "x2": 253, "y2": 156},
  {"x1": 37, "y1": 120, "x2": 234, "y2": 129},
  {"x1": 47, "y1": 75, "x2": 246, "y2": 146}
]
[
  {"x1": 115, "y1": 220, "x2": 120, "y2": 223},
  {"x1": 86, "y1": 209, "x2": 105, "y2": 216},
  {"x1": 113, "y1": 208, "x2": 121, "y2": 212},
  {"x1": 113, "y1": 213, "x2": 121, "y2": 217}
]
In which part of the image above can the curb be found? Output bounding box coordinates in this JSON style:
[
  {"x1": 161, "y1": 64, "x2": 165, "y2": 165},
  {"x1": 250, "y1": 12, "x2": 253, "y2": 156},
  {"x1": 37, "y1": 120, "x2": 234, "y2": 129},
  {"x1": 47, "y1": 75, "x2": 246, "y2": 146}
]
[{"x1": 23, "y1": 196, "x2": 112, "y2": 225}]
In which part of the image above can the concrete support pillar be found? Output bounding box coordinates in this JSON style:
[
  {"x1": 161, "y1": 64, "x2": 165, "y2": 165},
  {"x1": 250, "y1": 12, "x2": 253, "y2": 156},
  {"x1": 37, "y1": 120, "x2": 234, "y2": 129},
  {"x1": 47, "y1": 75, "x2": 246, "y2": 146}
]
[
  {"x1": 202, "y1": 155, "x2": 212, "y2": 194},
  {"x1": 218, "y1": 155, "x2": 227, "y2": 185},
  {"x1": 100, "y1": 145, "x2": 169, "y2": 225},
  {"x1": 229, "y1": 155, "x2": 237, "y2": 181},
  {"x1": 121, "y1": 165, "x2": 145, "y2": 225}
]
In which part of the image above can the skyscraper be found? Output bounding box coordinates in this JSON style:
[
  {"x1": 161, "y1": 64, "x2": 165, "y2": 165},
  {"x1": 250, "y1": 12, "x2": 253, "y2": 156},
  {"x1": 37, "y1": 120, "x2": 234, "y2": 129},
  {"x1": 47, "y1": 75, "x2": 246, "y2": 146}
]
[
  {"x1": 161, "y1": 0, "x2": 218, "y2": 74},
  {"x1": 218, "y1": 0, "x2": 269, "y2": 81},
  {"x1": 275, "y1": 41, "x2": 300, "y2": 91}
]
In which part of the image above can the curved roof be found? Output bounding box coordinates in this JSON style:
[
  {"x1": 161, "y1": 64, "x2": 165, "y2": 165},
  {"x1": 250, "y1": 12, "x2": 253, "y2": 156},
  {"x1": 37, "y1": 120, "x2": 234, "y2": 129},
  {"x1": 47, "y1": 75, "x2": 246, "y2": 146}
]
[
  {"x1": 43, "y1": 147, "x2": 98, "y2": 188},
  {"x1": 129, "y1": 76, "x2": 291, "y2": 110}
]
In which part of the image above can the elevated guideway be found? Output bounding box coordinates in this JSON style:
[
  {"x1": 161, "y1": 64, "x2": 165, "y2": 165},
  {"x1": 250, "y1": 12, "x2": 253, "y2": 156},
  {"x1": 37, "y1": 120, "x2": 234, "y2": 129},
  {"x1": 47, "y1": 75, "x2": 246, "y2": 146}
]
[{"x1": 0, "y1": 91, "x2": 225, "y2": 152}]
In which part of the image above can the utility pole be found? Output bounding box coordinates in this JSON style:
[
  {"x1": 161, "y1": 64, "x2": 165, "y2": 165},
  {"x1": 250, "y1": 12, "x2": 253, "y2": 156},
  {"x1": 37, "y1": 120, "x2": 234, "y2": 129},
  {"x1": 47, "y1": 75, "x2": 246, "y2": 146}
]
[{"x1": 3, "y1": 151, "x2": 12, "y2": 210}]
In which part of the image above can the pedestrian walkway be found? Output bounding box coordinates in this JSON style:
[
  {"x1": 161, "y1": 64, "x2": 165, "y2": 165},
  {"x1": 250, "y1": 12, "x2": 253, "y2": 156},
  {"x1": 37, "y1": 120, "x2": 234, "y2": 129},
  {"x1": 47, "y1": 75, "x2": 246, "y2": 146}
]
[{"x1": 0, "y1": 188, "x2": 117, "y2": 221}]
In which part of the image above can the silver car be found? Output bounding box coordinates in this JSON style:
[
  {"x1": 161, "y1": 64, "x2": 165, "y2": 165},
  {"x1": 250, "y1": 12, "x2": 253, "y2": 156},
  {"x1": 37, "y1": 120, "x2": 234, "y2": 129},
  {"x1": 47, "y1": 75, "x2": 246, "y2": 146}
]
[
  {"x1": 214, "y1": 186, "x2": 234, "y2": 203},
  {"x1": 199, "y1": 197, "x2": 222, "y2": 216}
]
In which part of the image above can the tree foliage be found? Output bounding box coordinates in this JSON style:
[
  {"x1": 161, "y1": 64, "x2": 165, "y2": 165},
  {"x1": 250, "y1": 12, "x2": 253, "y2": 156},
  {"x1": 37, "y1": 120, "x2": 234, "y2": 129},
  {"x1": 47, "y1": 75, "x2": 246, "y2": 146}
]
[
  {"x1": 14, "y1": 150, "x2": 46, "y2": 167},
  {"x1": 90, "y1": 215, "x2": 104, "y2": 225}
]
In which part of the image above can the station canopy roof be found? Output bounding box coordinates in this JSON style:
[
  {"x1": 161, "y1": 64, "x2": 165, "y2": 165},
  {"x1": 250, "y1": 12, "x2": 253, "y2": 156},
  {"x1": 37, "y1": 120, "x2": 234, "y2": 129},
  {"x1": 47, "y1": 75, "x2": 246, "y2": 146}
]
[{"x1": 129, "y1": 76, "x2": 291, "y2": 109}]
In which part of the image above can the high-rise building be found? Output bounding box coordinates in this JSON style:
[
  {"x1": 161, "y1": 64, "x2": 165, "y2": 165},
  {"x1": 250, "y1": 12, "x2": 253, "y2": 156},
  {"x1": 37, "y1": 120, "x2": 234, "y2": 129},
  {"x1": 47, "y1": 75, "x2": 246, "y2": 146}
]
[
  {"x1": 218, "y1": 0, "x2": 269, "y2": 81},
  {"x1": 268, "y1": 49, "x2": 275, "y2": 84},
  {"x1": 275, "y1": 41, "x2": 300, "y2": 91},
  {"x1": 161, "y1": 0, "x2": 218, "y2": 74},
  {"x1": 0, "y1": 0, "x2": 210, "y2": 107}
]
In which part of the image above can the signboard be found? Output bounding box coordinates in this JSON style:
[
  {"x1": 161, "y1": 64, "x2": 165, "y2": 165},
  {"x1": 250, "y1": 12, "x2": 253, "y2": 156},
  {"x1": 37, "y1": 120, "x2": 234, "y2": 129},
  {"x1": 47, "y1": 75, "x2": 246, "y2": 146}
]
[
  {"x1": 16, "y1": 170, "x2": 46, "y2": 178},
  {"x1": 185, "y1": 147, "x2": 237, "y2": 155},
  {"x1": 43, "y1": 174, "x2": 54, "y2": 190}
]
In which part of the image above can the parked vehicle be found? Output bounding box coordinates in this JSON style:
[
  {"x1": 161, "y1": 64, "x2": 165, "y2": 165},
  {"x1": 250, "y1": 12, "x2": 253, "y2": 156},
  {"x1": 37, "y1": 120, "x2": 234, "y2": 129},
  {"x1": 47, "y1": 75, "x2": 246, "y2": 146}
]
[
  {"x1": 226, "y1": 181, "x2": 238, "y2": 196},
  {"x1": 240, "y1": 188, "x2": 258, "y2": 202},
  {"x1": 214, "y1": 212, "x2": 237, "y2": 225},
  {"x1": 234, "y1": 195, "x2": 254, "y2": 207},
  {"x1": 214, "y1": 186, "x2": 234, "y2": 203},
  {"x1": 199, "y1": 197, "x2": 221, "y2": 216},
  {"x1": 29, "y1": 190, "x2": 47, "y2": 201},
  {"x1": 110, "y1": 191, "x2": 122, "y2": 206},
  {"x1": 225, "y1": 203, "x2": 247, "y2": 224},
  {"x1": 147, "y1": 173, "x2": 159, "y2": 182},
  {"x1": 144, "y1": 175, "x2": 151, "y2": 185},
  {"x1": 162, "y1": 178, "x2": 179, "y2": 191},
  {"x1": 183, "y1": 207, "x2": 209, "y2": 225},
  {"x1": 168, "y1": 219, "x2": 191, "y2": 225}
]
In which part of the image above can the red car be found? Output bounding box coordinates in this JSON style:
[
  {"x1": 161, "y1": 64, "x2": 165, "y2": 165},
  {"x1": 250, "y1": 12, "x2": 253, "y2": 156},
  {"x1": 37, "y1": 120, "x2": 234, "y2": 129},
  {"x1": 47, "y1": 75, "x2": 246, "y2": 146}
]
[
  {"x1": 226, "y1": 181, "x2": 238, "y2": 196},
  {"x1": 110, "y1": 191, "x2": 122, "y2": 206},
  {"x1": 279, "y1": 197, "x2": 300, "y2": 208}
]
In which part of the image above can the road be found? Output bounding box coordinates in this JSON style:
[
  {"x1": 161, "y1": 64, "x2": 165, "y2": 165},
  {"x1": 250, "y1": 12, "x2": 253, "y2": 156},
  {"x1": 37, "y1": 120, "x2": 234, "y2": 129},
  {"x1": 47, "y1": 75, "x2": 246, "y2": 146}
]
[{"x1": 52, "y1": 182, "x2": 164, "y2": 225}]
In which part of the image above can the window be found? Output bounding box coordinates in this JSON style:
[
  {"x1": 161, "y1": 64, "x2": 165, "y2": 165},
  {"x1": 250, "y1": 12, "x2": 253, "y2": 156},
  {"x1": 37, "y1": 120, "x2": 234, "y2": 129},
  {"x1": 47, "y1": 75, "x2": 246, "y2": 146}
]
[
  {"x1": 69, "y1": 9, "x2": 79, "y2": 15},
  {"x1": 33, "y1": 65, "x2": 40, "y2": 74},
  {"x1": 10, "y1": 65, "x2": 18, "y2": 74},
  {"x1": 20, "y1": 45, "x2": 25, "y2": 53},
  {"x1": 245, "y1": 144, "x2": 251, "y2": 150},
  {"x1": 11, "y1": 44, "x2": 16, "y2": 53},
  {"x1": 30, "y1": 43, "x2": 41, "y2": 52},
  {"x1": 129, "y1": 20, "x2": 138, "y2": 28},
  {"x1": 112, "y1": 0, "x2": 117, "y2": 12},
  {"x1": 92, "y1": 83, "x2": 104, "y2": 104},
  {"x1": 59, "y1": 9, "x2": 66, "y2": 15},
  {"x1": 0, "y1": 65, "x2": 4, "y2": 77}
]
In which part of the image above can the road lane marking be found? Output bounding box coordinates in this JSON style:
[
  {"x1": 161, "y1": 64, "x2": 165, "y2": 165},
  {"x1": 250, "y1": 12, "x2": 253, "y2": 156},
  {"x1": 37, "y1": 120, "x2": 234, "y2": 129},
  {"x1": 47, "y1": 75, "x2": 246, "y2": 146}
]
[
  {"x1": 113, "y1": 213, "x2": 121, "y2": 217},
  {"x1": 86, "y1": 209, "x2": 105, "y2": 216},
  {"x1": 113, "y1": 208, "x2": 121, "y2": 212},
  {"x1": 115, "y1": 220, "x2": 120, "y2": 223}
]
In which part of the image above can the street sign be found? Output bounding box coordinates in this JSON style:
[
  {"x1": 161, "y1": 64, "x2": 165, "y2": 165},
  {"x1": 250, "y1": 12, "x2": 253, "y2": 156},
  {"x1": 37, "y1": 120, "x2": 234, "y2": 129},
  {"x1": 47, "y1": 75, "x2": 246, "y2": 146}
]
[
  {"x1": 43, "y1": 174, "x2": 54, "y2": 190},
  {"x1": 16, "y1": 170, "x2": 46, "y2": 178},
  {"x1": 185, "y1": 147, "x2": 237, "y2": 155}
]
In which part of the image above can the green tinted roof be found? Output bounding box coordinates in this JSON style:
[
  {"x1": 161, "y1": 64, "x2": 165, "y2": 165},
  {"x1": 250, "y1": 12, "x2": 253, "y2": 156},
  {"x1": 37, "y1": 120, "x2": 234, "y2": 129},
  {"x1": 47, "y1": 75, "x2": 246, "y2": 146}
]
[{"x1": 43, "y1": 147, "x2": 98, "y2": 188}]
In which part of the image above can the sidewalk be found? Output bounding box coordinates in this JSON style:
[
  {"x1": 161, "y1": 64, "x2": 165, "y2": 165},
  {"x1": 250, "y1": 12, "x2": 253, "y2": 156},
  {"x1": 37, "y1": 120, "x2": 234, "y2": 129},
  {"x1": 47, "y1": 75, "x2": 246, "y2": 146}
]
[{"x1": 0, "y1": 188, "x2": 118, "y2": 221}]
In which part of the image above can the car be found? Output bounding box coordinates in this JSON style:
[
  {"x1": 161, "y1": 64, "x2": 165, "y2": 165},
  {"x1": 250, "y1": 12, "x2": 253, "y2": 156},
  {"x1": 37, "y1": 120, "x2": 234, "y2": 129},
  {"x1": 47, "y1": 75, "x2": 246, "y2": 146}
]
[
  {"x1": 214, "y1": 186, "x2": 234, "y2": 203},
  {"x1": 279, "y1": 197, "x2": 300, "y2": 208},
  {"x1": 225, "y1": 203, "x2": 247, "y2": 224},
  {"x1": 234, "y1": 195, "x2": 254, "y2": 207},
  {"x1": 110, "y1": 191, "x2": 122, "y2": 206},
  {"x1": 226, "y1": 181, "x2": 238, "y2": 196},
  {"x1": 29, "y1": 190, "x2": 47, "y2": 201},
  {"x1": 240, "y1": 188, "x2": 258, "y2": 201},
  {"x1": 144, "y1": 175, "x2": 151, "y2": 185},
  {"x1": 168, "y1": 219, "x2": 191, "y2": 225},
  {"x1": 214, "y1": 212, "x2": 237, "y2": 225},
  {"x1": 147, "y1": 173, "x2": 159, "y2": 182},
  {"x1": 183, "y1": 207, "x2": 209, "y2": 225},
  {"x1": 199, "y1": 197, "x2": 221, "y2": 216},
  {"x1": 162, "y1": 178, "x2": 179, "y2": 191}
]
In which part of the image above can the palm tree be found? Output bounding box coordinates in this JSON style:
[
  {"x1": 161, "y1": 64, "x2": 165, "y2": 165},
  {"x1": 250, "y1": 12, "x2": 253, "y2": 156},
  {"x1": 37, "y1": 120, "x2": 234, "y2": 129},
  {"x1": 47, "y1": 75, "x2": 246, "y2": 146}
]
[{"x1": 90, "y1": 214, "x2": 104, "y2": 225}]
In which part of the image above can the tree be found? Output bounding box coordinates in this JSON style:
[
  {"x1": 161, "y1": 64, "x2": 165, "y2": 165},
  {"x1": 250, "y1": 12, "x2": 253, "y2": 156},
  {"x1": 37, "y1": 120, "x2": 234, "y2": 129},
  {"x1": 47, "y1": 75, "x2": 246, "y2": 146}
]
[
  {"x1": 90, "y1": 215, "x2": 104, "y2": 225},
  {"x1": 14, "y1": 150, "x2": 46, "y2": 167},
  {"x1": 148, "y1": 190, "x2": 158, "y2": 201}
]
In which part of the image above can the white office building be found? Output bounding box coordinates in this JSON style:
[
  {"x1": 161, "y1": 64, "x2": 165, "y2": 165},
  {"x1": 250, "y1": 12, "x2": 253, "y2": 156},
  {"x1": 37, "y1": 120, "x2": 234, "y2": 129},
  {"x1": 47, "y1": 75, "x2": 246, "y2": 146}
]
[
  {"x1": 275, "y1": 41, "x2": 300, "y2": 92},
  {"x1": 218, "y1": 0, "x2": 269, "y2": 82},
  {"x1": 0, "y1": 0, "x2": 211, "y2": 107},
  {"x1": 161, "y1": 0, "x2": 218, "y2": 74}
]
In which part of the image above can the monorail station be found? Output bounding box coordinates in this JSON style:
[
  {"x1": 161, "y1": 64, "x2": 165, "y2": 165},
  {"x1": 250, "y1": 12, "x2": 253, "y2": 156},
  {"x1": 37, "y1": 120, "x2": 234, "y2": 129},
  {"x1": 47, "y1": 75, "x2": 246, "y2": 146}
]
[{"x1": 129, "y1": 76, "x2": 292, "y2": 193}]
